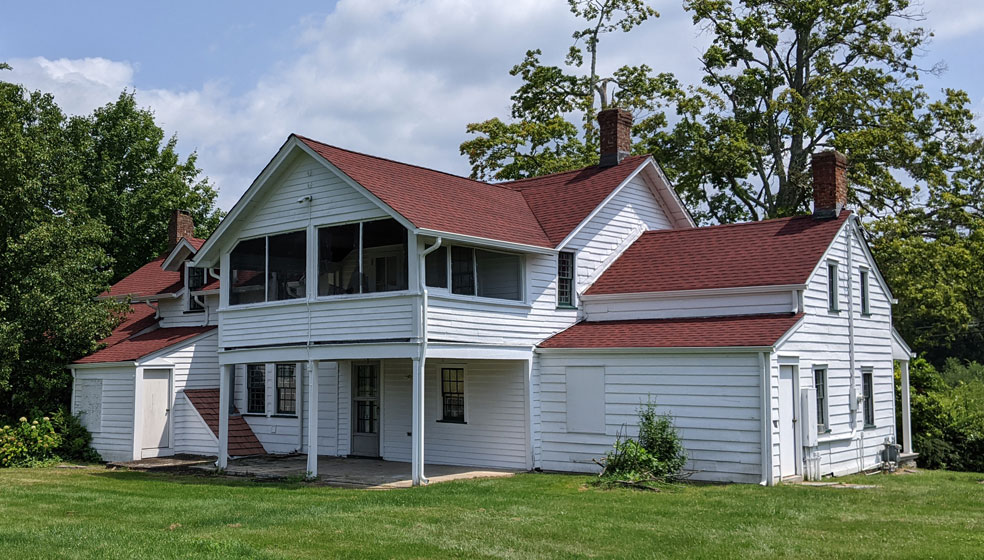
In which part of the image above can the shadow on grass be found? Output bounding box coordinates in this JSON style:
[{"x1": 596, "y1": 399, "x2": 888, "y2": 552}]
[{"x1": 86, "y1": 467, "x2": 319, "y2": 491}]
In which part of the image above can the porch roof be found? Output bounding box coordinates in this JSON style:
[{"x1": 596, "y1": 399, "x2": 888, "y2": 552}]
[{"x1": 538, "y1": 313, "x2": 803, "y2": 349}]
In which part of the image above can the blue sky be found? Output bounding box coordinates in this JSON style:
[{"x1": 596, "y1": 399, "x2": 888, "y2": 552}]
[{"x1": 3, "y1": 0, "x2": 982, "y2": 210}]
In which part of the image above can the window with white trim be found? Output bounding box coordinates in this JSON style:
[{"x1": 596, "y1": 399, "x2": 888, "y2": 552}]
[
  {"x1": 860, "y1": 268, "x2": 870, "y2": 315},
  {"x1": 440, "y1": 368, "x2": 465, "y2": 423},
  {"x1": 862, "y1": 368, "x2": 875, "y2": 427},
  {"x1": 276, "y1": 364, "x2": 296, "y2": 415},
  {"x1": 427, "y1": 244, "x2": 524, "y2": 302},
  {"x1": 827, "y1": 262, "x2": 840, "y2": 312},
  {"x1": 317, "y1": 218, "x2": 408, "y2": 296},
  {"x1": 557, "y1": 251, "x2": 575, "y2": 307},
  {"x1": 246, "y1": 364, "x2": 265, "y2": 414},
  {"x1": 814, "y1": 367, "x2": 828, "y2": 433},
  {"x1": 229, "y1": 231, "x2": 306, "y2": 305},
  {"x1": 187, "y1": 266, "x2": 205, "y2": 311}
]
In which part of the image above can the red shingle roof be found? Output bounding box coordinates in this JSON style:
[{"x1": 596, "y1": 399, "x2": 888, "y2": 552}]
[
  {"x1": 183, "y1": 389, "x2": 266, "y2": 457},
  {"x1": 539, "y1": 314, "x2": 803, "y2": 349},
  {"x1": 298, "y1": 136, "x2": 650, "y2": 248},
  {"x1": 498, "y1": 155, "x2": 650, "y2": 246},
  {"x1": 587, "y1": 212, "x2": 850, "y2": 295},
  {"x1": 75, "y1": 324, "x2": 215, "y2": 364},
  {"x1": 103, "y1": 237, "x2": 207, "y2": 299}
]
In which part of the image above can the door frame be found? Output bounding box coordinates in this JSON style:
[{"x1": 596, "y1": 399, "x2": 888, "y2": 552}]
[
  {"x1": 137, "y1": 366, "x2": 175, "y2": 459},
  {"x1": 350, "y1": 360, "x2": 383, "y2": 458},
  {"x1": 777, "y1": 358, "x2": 802, "y2": 478}
]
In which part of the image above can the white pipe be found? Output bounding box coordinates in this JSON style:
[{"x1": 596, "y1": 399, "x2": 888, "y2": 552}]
[{"x1": 412, "y1": 237, "x2": 442, "y2": 486}]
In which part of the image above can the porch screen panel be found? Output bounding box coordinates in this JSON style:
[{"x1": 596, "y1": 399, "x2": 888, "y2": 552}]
[
  {"x1": 475, "y1": 249, "x2": 522, "y2": 301},
  {"x1": 450, "y1": 247, "x2": 475, "y2": 295},
  {"x1": 276, "y1": 364, "x2": 296, "y2": 415},
  {"x1": 362, "y1": 218, "x2": 408, "y2": 293},
  {"x1": 318, "y1": 223, "x2": 359, "y2": 296},
  {"x1": 440, "y1": 368, "x2": 465, "y2": 423},
  {"x1": 230, "y1": 237, "x2": 266, "y2": 305},
  {"x1": 247, "y1": 364, "x2": 265, "y2": 414},
  {"x1": 267, "y1": 231, "x2": 306, "y2": 301},
  {"x1": 425, "y1": 246, "x2": 448, "y2": 288}
]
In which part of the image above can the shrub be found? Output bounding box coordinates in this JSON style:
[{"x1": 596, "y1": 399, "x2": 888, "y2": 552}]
[
  {"x1": 51, "y1": 409, "x2": 101, "y2": 463},
  {"x1": 0, "y1": 416, "x2": 62, "y2": 468},
  {"x1": 600, "y1": 400, "x2": 687, "y2": 484}
]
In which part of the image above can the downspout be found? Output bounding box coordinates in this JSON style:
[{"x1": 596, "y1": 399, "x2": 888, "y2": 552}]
[
  {"x1": 847, "y1": 225, "x2": 858, "y2": 433},
  {"x1": 759, "y1": 350, "x2": 774, "y2": 486},
  {"x1": 414, "y1": 237, "x2": 442, "y2": 486}
]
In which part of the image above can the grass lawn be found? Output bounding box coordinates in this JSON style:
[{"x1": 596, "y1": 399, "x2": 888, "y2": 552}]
[{"x1": 0, "y1": 467, "x2": 981, "y2": 559}]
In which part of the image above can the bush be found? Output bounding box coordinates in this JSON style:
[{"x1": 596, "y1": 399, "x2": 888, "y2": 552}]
[
  {"x1": 51, "y1": 409, "x2": 101, "y2": 463},
  {"x1": 0, "y1": 416, "x2": 62, "y2": 468},
  {"x1": 600, "y1": 400, "x2": 687, "y2": 484}
]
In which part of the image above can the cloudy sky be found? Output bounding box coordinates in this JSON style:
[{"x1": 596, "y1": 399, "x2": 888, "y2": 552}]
[{"x1": 3, "y1": 0, "x2": 981, "y2": 210}]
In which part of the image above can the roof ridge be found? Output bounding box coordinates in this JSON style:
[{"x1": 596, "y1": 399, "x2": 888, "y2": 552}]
[
  {"x1": 295, "y1": 134, "x2": 523, "y2": 195},
  {"x1": 498, "y1": 154, "x2": 650, "y2": 190},
  {"x1": 640, "y1": 211, "x2": 851, "y2": 236}
]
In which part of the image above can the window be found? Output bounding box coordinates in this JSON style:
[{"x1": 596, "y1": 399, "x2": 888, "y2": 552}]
[
  {"x1": 862, "y1": 369, "x2": 875, "y2": 427},
  {"x1": 447, "y1": 246, "x2": 523, "y2": 301},
  {"x1": 440, "y1": 368, "x2": 465, "y2": 423},
  {"x1": 425, "y1": 246, "x2": 448, "y2": 288},
  {"x1": 267, "y1": 231, "x2": 307, "y2": 302},
  {"x1": 814, "y1": 368, "x2": 828, "y2": 432},
  {"x1": 557, "y1": 251, "x2": 575, "y2": 307},
  {"x1": 229, "y1": 232, "x2": 307, "y2": 305},
  {"x1": 827, "y1": 262, "x2": 840, "y2": 312},
  {"x1": 246, "y1": 364, "x2": 266, "y2": 414},
  {"x1": 860, "y1": 269, "x2": 870, "y2": 315},
  {"x1": 187, "y1": 266, "x2": 205, "y2": 311},
  {"x1": 318, "y1": 218, "x2": 407, "y2": 296},
  {"x1": 275, "y1": 364, "x2": 296, "y2": 415},
  {"x1": 230, "y1": 237, "x2": 266, "y2": 305}
]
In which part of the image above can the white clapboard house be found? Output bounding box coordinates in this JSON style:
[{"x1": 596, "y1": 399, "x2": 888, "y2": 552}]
[{"x1": 71, "y1": 109, "x2": 917, "y2": 484}]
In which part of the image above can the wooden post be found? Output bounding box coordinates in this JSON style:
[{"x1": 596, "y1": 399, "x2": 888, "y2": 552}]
[
  {"x1": 411, "y1": 357, "x2": 425, "y2": 486},
  {"x1": 217, "y1": 364, "x2": 232, "y2": 469},
  {"x1": 306, "y1": 359, "x2": 319, "y2": 478},
  {"x1": 900, "y1": 360, "x2": 913, "y2": 454}
]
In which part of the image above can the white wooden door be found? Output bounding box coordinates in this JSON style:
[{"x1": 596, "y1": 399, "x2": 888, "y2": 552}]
[
  {"x1": 142, "y1": 369, "x2": 171, "y2": 456},
  {"x1": 778, "y1": 365, "x2": 797, "y2": 478}
]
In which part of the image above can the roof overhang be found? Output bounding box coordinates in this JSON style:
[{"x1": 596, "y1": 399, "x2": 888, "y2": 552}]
[
  {"x1": 556, "y1": 158, "x2": 695, "y2": 251},
  {"x1": 892, "y1": 327, "x2": 915, "y2": 361},
  {"x1": 535, "y1": 346, "x2": 774, "y2": 354},
  {"x1": 416, "y1": 229, "x2": 555, "y2": 255},
  {"x1": 70, "y1": 362, "x2": 137, "y2": 370},
  {"x1": 580, "y1": 284, "x2": 808, "y2": 303},
  {"x1": 161, "y1": 238, "x2": 199, "y2": 271}
]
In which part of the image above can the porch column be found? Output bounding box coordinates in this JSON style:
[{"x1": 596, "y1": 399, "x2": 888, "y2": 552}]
[
  {"x1": 900, "y1": 360, "x2": 913, "y2": 454},
  {"x1": 306, "y1": 359, "x2": 319, "y2": 478},
  {"x1": 411, "y1": 357, "x2": 426, "y2": 486},
  {"x1": 217, "y1": 363, "x2": 232, "y2": 469}
]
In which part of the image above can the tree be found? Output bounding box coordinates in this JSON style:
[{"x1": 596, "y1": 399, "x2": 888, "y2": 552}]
[
  {"x1": 0, "y1": 77, "x2": 126, "y2": 417},
  {"x1": 460, "y1": 0, "x2": 662, "y2": 180},
  {"x1": 66, "y1": 91, "x2": 222, "y2": 282}
]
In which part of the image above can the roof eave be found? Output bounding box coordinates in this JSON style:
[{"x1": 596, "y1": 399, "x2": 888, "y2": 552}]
[
  {"x1": 415, "y1": 228, "x2": 555, "y2": 254},
  {"x1": 535, "y1": 345, "x2": 775, "y2": 354},
  {"x1": 581, "y1": 284, "x2": 809, "y2": 301}
]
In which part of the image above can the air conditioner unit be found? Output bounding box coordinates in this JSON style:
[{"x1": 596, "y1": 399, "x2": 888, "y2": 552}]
[{"x1": 801, "y1": 387, "x2": 818, "y2": 447}]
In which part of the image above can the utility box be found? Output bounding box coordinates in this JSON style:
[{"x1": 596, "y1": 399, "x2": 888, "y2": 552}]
[{"x1": 801, "y1": 387, "x2": 818, "y2": 447}]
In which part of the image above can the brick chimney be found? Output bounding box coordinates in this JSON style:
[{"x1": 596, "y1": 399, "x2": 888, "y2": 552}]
[
  {"x1": 598, "y1": 107, "x2": 632, "y2": 167},
  {"x1": 812, "y1": 150, "x2": 848, "y2": 219},
  {"x1": 168, "y1": 209, "x2": 195, "y2": 248}
]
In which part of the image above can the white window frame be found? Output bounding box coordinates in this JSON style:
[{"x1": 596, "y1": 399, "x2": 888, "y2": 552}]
[
  {"x1": 436, "y1": 364, "x2": 468, "y2": 424},
  {"x1": 859, "y1": 267, "x2": 870, "y2": 316},
  {"x1": 861, "y1": 366, "x2": 875, "y2": 428},
  {"x1": 228, "y1": 228, "x2": 307, "y2": 306},
  {"x1": 245, "y1": 363, "x2": 266, "y2": 415},
  {"x1": 813, "y1": 365, "x2": 829, "y2": 433},
  {"x1": 557, "y1": 251, "x2": 576, "y2": 308},
  {"x1": 441, "y1": 244, "x2": 526, "y2": 303},
  {"x1": 826, "y1": 260, "x2": 840, "y2": 313},
  {"x1": 315, "y1": 218, "x2": 410, "y2": 299}
]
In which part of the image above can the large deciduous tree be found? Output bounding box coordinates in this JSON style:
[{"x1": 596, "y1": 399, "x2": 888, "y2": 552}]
[
  {"x1": 0, "y1": 79, "x2": 126, "y2": 416},
  {"x1": 460, "y1": 0, "x2": 663, "y2": 180},
  {"x1": 67, "y1": 92, "x2": 221, "y2": 282}
]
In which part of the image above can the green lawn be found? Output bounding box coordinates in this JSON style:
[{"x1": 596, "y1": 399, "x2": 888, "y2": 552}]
[{"x1": 0, "y1": 467, "x2": 981, "y2": 559}]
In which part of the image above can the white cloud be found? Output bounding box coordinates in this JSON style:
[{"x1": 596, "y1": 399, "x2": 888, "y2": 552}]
[{"x1": 921, "y1": 0, "x2": 984, "y2": 41}]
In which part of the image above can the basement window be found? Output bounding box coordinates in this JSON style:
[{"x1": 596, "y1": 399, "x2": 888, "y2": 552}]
[{"x1": 246, "y1": 364, "x2": 266, "y2": 414}]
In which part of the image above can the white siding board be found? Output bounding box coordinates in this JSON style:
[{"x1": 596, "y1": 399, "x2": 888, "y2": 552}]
[{"x1": 73, "y1": 367, "x2": 134, "y2": 462}]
